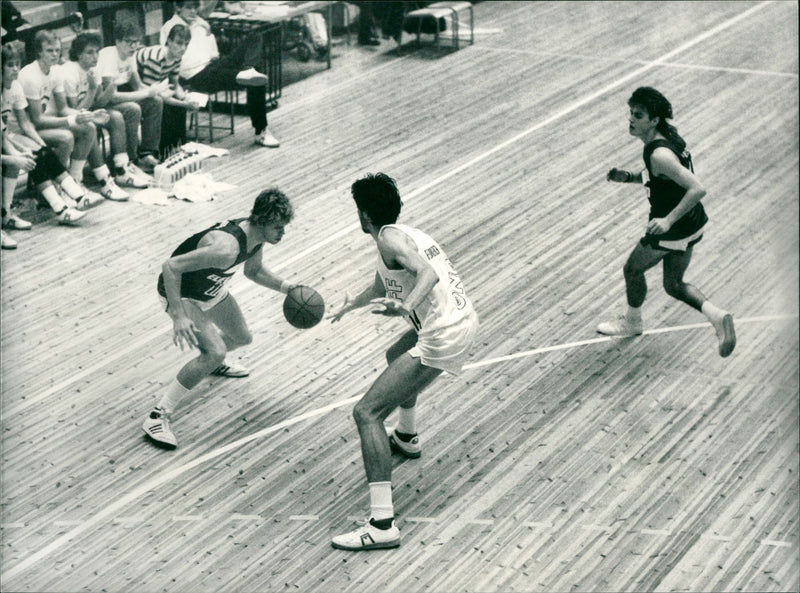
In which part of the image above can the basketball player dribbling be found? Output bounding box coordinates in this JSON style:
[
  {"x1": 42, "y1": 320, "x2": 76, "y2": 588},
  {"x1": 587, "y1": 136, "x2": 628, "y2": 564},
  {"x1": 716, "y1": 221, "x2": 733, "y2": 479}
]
[
  {"x1": 142, "y1": 189, "x2": 299, "y2": 448},
  {"x1": 598, "y1": 87, "x2": 736, "y2": 357},
  {"x1": 329, "y1": 173, "x2": 479, "y2": 550}
]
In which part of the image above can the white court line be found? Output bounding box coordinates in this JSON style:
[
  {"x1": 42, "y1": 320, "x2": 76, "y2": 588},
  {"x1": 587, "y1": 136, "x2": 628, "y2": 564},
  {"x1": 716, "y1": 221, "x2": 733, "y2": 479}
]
[
  {"x1": 1, "y1": 3, "x2": 784, "y2": 580},
  {"x1": 2, "y1": 0, "x2": 775, "y2": 419},
  {"x1": 476, "y1": 46, "x2": 798, "y2": 79},
  {"x1": 3, "y1": 313, "x2": 796, "y2": 581}
]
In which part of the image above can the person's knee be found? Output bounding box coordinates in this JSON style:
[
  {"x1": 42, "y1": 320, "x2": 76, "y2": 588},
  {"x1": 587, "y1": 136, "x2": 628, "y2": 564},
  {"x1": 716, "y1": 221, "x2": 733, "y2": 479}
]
[
  {"x1": 353, "y1": 400, "x2": 380, "y2": 427},
  {"x1": 200, "y1": 342, "x2": 227, "y2": 368},
  {"x1": 623, "y1": 258, "x2": 644, "y2": 278},
  {"x1": 108, "y1": 110, "x2": 125, "y2": 131},
  {"x1": 72, "y1": 122, "x2": 96, "y2": 140},
  {"x1": 663, "y1": 277, "x2": 685, "y2": 299},
  {"x1": 231, "y1": 327, "x2": 253, "y2": 348}
]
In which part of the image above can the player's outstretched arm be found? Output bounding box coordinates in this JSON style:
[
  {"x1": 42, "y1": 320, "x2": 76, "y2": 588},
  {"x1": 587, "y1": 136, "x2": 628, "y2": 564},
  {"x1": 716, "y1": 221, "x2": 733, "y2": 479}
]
[
  {"x1": 606, "y1": 167, "x2": 643, "y2": 183},
  {"x1": 329, "y1": 271, "x2": 384, "y2": 323},
  {"x1": 243, "y1": 247, "x2": 296, "y2": 294}
]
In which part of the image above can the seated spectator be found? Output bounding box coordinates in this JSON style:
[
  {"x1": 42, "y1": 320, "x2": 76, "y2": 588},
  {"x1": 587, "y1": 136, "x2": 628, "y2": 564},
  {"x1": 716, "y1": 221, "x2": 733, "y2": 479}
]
[
  {"x1": 2, "y1": 43, "x2": 88, "y2": 227},
  {"x1": 57, "y1": 30, "x2": 151, "y2": 189},
  {"x1": 97, "y1": 19, "x2": 169, "y2": 173},
  {"x1": 17, "y1": 31, "x2": 123, "y2": 203},
  {"x1": 136, "y1": 23, "x2": 199, "y2": 154},
  {"x1": 161, "y1": 0, "x2": 279, "y2": 148}
]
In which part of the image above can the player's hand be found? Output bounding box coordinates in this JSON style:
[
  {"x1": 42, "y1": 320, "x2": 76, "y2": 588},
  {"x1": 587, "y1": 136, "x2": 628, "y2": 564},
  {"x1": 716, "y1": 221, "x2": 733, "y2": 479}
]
[
  {"x1": 646, "y1": 217, "x2": 672, "y2": 235},
  {"x1": 7, "y1": 153, "x2": 36, "y2": 171},
  {"x1": 91, "y1": 109, "x2": 110, "y2": 125},
  {"x1": 328, "y1": 293, "x2": 355, "y2": 323},
  {"x1": 75, "y1": 110, "x2": 94, "y2": 124},
  {"x1": 172, "y1": 315, "x2": 200, "y2": 350},
  {"x1": 606, "y1": 168, "x2": 630, "y2": 182},
  {"x1": 369, "y1": 297, "x2": 411, "y2": 318}
]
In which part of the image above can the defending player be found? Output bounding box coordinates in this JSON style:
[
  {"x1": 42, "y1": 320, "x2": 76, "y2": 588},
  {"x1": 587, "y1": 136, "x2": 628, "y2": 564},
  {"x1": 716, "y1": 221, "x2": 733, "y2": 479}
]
[
  {"x1": 142, "y1": 189, "x2": 298, "y2": 448},
  {"x1": 329, "y1": 173, "x2": 479, "y2": 550},
  {"x1": 597, "y1": 86, "x2": 735, "y2": 357}
]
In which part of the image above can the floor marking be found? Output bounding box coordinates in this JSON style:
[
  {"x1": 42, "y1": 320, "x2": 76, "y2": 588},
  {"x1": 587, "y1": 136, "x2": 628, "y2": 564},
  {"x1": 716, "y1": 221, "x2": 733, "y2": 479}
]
[
  {"x1": 5, "y1": 312, "x2": 795, "y2": 581},
  {"x1": 522, "y1": 521, "x2": 553, "y2": 529},
  {"x1": 475, "y1": 46, "x2": 798, "y2": 79},
  {"x1": 171, "y1": 515, "x2": 203, "y2": 522},
  {"x1": 581, "y1": 524, "x2": 610, "y2": 532},
  {"x1": 760, "y1": 539, "x2": 794, "y2": 548},
  {"x1": 641, "y1": 528, "x2": 672, "y2": 536},
  {"x1": 2, "y1": 0, "x2": 776, "y2": 419},
  {"x1": 707, "y1": 534, "x2": 733, "y2": 542},
  {"x1": 405, "y1": 517, "x2": 438, "y2": 523},
  {"x1": 2, "y1": 3, "x2": 785, "y2": 580},
  {"x1": 53, "y1": 520, "x2": 82, "y2": 527},
  {"x1": 1, "y1": 523, "x2": 26, "y2": 529},
  {"x1": 468, "y1": 519, "x2": 495, "y2": 526},
  {"x1": 463, "y1": 314, "x2": 797, "y2": 370}
]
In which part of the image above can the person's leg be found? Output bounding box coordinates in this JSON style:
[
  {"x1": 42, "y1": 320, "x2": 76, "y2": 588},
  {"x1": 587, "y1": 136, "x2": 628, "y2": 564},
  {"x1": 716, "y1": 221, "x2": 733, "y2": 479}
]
[
  {"x1": 65, "y1": 121, "x2": 97, "y2": 182},
  {"x1": 1, "y1": 163, "x2": 31, "y2": 231},
  {"x1": 37, "y1": 127, "x2": 74, "y2": 167},
  {"x1": 137, "y1": 95, "x2": 163, "y2": 163},
  {"x1": 597, "y1": 241, "x2": 665, "y2": 336},
  {"x1": 109, "y1": 103, "x2": 142, "y2": 162},
  {"x1": 103, "y1": 110, "x2": 148, "y2": 191},
  {"x1": 204, "y1": 292, "x2": 253, "y2": 375},
  {"x1": 663, "y1": 247, "x2": 736, "y2": 356},
  {"x1": 385, "y1": 330, "x2": 421, "y2": 443},
  {"x1": 332, "y1": 352, "x2": 441, "y2": 550},
  {"x1": 159, "y1": 102, "x2": 188, "y2": 154}
]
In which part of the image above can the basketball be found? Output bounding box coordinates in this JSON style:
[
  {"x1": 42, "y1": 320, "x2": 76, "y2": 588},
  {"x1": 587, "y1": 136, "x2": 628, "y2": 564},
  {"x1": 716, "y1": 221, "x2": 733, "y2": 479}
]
[{"x1": 283, "y1": 285, "x2": 325, "y2": 329}]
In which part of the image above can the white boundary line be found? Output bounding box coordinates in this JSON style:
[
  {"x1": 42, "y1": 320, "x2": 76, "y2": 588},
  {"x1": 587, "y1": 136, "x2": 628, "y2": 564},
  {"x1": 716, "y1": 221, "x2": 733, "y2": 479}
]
[
  {"x1": 475, "y1": 46, "x2": 799, "y2": 79},
  {"x1": 3, "y1": 0, "x2": 775, "y2": 418},
  {"x1": 3, "y1": 312, "x2": 797, "y2": 581}
]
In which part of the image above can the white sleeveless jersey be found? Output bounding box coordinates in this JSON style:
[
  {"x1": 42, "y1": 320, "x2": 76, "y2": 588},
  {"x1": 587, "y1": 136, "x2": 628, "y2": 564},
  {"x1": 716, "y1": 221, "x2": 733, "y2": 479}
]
[{"x1": 376, "y1": 224, "x2": 473, "y2": 333}]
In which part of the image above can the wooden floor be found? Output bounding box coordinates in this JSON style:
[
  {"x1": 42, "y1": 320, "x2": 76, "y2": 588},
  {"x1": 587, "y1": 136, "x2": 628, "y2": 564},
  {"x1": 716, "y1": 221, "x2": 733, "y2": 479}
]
[{"x1": 1, "y1": 2, "x2": 798, "y2": 592}]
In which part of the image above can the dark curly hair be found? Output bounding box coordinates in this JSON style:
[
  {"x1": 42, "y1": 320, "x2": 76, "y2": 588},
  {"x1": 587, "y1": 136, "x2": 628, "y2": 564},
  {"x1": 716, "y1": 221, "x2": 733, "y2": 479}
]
[
  {"x1": 68, "y1": 30, "x2": 102, "y2": 62},
  {"x1": 249, "y1": 189, "x2": 294, "y2": 226},
  {"x1": 628, "y1": 86, "x2": 687, "y2": 152},
  {"x1": 351, "y1": 172, "x2": 402, "y2": 227}
]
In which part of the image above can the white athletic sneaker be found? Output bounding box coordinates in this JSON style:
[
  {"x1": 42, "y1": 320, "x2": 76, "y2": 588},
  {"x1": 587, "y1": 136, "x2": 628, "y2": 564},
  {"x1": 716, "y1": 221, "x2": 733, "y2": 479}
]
[
  {"x1": 2, "y1": 214, "x2": 32, "y2": 230},
  {"x1": 210, "y1": 362, "x2": 250, "y2": 378},
  {"x1": 115, "y1": 162, "x2": 150, "y2": 188},
  {"x1": 255, "y1": 129, "x2": 280, "y2": 148},
  {"x1": 331, "y1": 518, "x2": 401, "y2": 551},
  {"x1": 235, "y1": 67, "x2": 268, "y2": 86},
  {"x1": 142, "y1": 407, "x2": 178, "y2": 448},
  {"x1": 596, "y1": 316, "x2": 643, "y2": 337},
  {"x1": 714, "y1": 313, "x2": 736, "y2": 357},
  {"x1": 56, "y1": 207, "x2": 86, "y2": 225},
  {"x1": 1, "y1": 230, "x2": 18, "y2": 249},
  {"x1": 75, "y1": 187, "x2": 104, "y2": 210},
  {"x1": 99, "y1": 178, "x2": 130, "y2": 201},
  {"x1": 387, "y1": 426, "x2": 421, "y2": 459}
]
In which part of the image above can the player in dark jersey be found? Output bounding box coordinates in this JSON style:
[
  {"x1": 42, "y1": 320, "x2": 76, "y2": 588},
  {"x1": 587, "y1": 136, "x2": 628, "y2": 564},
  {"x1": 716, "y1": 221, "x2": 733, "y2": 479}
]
[
  {"x1": 597, "y1": 87, "x2": 735, "y2": 357},
  {"x1": 142, "y1": 188, "x2": 298, "y2": 448}
]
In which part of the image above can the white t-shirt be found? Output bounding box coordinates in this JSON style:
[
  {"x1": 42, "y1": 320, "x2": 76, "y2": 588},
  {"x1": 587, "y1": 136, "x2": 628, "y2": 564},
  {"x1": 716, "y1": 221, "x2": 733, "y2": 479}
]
[
  {"x1": 97, "y1": 46, "x2": 136, "y2": 86},
  {"x1": 18, "y1": 60, "x2": 63, "y2": 116},
  {"x1": 160, "y1": 14, "x2": 218, "y2": 79},
  {"x1": 1, "y1": 80, "x2": 28, "y2": 135},
  {"x1": 56, "y1": 61, "x2": 101, "y2": 107}
]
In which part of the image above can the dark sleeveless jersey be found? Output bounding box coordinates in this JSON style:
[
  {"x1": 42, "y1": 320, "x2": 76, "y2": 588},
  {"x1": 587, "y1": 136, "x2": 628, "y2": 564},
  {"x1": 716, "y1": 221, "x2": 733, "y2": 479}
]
[
  {"x1": 642, "y1": 139, "x2": 708, "y2": 240},
  {"x1": 157, "y1": 218, "x2": 262, "y2": 301}
]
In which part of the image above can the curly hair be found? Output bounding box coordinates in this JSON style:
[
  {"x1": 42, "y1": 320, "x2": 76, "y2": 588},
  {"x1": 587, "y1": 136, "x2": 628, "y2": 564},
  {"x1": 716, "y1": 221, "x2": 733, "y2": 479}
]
[
  {"x1": 351, "y1": 172, "x2": 402, "y2": 227},
  {"x1": 628, "y1": 86, "x2": 687, "y2": 152},
  {"x1": 68, "y1": 30, "x2": 103, "y2": 62},
  {"x1": 249, "y1": 189, "x2": 294, "y2": 226}
]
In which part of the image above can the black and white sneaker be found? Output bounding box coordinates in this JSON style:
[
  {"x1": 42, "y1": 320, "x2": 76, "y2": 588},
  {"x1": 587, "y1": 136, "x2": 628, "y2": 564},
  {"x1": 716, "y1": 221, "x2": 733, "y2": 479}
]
[
  {"x1": 387, "y1": 426, "x2": 421, "y2": 459},
  {"x1": 142, "y1": 407, "x2": 178, "y2": 448}
]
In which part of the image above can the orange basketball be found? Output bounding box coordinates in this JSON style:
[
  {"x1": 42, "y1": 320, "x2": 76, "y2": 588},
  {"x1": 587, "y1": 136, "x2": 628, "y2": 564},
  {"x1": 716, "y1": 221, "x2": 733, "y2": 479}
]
[{"x1": 283, "y1": 285, "x2": 325, "y2": 329}]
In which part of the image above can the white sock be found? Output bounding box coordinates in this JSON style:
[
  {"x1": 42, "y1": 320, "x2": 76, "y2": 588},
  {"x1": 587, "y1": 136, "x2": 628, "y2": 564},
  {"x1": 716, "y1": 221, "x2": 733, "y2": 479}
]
[
  {"x1": 93, "y1": 164, "x2": 111, "y2": 182},
  {"x1": 59, "y1": 176, "x2": 85, "y2": 200},
  {"x1": 157, "y1": 379, "x2": 191, "y2": 414},
  {"x1": 701, "y1": 301, "x2": 726, "y2": 325},
  {"x1": 68, "y1": 158, "x2": 86, "y2": 182},
  {"x1": 40, "y1": 185, "x2": 67, "y2": 213},
  {"x1": 625, "y1": 305, "x2": 642, "y2": 323},
  {"x1": 368, "y1": 481, "x2": 394, "y2": 521},
  {"x1": 396, "y1": 406, "x2": 417, "y2": 435},
  {"x1": 112, "y1": 153, "x2": 129, "y2": 169}
]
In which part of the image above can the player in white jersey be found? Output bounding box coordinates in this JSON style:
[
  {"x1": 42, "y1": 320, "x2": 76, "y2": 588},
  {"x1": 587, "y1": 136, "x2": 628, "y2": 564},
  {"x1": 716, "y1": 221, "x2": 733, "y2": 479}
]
[{"x1": 329, "y1": 172, "x2": 478, "y2": 551}]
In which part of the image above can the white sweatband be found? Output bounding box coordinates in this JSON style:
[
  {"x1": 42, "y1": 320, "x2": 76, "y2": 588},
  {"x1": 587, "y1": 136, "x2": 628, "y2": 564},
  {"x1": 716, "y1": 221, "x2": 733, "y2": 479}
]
[
  {"x1": 66, "y1": 114, "x2": 77, "y2": 127},
  {"x1": 280, "y1": 280, "x2": 291, "y2": 294}
]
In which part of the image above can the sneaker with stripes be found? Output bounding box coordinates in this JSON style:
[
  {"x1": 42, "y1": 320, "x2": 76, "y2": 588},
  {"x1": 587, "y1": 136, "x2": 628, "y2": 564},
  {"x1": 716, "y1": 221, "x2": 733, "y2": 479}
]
[{"x1": 142, "y1": 407, "x2": 178, "y2": 448}]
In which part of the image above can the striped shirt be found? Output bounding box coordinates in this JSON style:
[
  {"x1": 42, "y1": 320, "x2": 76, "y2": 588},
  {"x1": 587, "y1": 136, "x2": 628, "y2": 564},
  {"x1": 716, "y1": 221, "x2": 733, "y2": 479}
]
[{"x1": 135, "y1": 45, "x2": 181, "y2": 86}]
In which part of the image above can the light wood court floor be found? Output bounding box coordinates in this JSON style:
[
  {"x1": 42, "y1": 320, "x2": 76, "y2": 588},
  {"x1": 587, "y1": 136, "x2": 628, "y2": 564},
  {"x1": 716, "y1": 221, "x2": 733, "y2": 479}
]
[{"x1": 1, "y1": 2, "x2": 798, "y2": 592}]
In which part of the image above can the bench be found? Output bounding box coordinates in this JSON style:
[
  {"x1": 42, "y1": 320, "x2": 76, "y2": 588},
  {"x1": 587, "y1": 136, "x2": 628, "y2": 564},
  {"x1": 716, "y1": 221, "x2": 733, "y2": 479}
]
[{"x1": 401, "y1": 2, "x2": 474, "y2": 51}]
